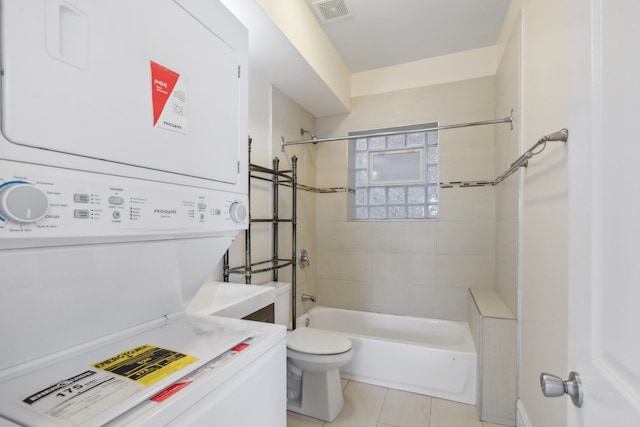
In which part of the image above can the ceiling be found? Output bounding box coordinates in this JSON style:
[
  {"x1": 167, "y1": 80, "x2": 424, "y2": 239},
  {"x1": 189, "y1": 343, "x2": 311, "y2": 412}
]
[
  {"x1": 220, "y1": 0, "x2": 512, "y2": 117},
  {"x1": 303, "y1": 0, "x2": 511, "y2": 73}
]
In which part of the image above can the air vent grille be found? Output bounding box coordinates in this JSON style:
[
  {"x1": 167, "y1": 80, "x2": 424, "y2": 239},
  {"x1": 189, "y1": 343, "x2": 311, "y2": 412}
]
[{"x1": 313, "y1": 0, "x2": 352, "y2": 21}]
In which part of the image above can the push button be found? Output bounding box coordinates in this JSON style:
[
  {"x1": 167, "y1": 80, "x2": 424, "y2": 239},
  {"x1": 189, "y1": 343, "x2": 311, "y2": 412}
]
[
  {"x1": 74, "y1": 193, "x2": 90, "y2": 203},
  {"x1": 74, "y1": 209, "x2": 90, "y2": 219},
  {"x1": 108, "y1": 196, "x2": 124, "y2": 205}
]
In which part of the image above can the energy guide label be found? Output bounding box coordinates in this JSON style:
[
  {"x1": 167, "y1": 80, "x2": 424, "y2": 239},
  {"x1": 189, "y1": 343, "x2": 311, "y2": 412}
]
[
  {"x1": 92, "y1": 344, "x2": 197, "y2": 386},
  {"x1": 19, "y1": 370, "x2": 142, "y2": 424},
  {"x1": 17, "y1": 345, "x2": 197, "y2": 424}
]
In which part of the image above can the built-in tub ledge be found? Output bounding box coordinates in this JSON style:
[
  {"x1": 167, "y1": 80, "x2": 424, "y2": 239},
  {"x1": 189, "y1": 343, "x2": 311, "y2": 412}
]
[
  {"x1": 469, "y1": 288, "x2": 516, "y2": 320},
  {"x1": 468, "y1": 288, "x2": 517, "y2": 427}
]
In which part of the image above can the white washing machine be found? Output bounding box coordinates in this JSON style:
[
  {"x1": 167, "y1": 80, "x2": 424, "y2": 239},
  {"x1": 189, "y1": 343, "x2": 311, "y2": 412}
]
[{"x1": 0, "y1": 1, "x2": 286, "y2": 426}]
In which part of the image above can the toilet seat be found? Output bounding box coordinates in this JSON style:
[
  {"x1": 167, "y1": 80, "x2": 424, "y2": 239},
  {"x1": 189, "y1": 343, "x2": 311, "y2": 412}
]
[{"x1": 287, "y1": 327, "x2": 352, "y2": 355}]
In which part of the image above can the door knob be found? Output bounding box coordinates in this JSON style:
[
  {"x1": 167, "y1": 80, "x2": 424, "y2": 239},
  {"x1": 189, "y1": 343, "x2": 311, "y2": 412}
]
[{"x1": 540, "y1": 371, "x2": 583, "y2": 408}]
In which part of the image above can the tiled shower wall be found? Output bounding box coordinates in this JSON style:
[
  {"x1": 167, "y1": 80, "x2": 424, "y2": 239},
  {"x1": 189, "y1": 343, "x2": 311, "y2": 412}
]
[
  {"x1": 494, "y1": 16, "x2": 522, "y2": 318},
  {"x1": 314, "y1": 77, "x2": 498, "y2": 321}
]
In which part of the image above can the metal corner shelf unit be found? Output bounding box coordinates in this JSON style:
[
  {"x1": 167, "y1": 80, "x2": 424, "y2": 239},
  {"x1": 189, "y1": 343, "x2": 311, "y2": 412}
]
[{"x1": 223, "y1": 140, "x2": 298, "y2": 329}]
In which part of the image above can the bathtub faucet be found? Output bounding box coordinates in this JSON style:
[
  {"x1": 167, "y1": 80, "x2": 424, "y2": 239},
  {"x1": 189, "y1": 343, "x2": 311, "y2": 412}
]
[{"x1": 302, "y1": 294, "x2": 316, "y2": 303}]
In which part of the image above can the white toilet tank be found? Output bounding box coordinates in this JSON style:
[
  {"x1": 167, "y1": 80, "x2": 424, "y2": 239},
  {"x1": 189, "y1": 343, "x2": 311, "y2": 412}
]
[{"x1": 264, "y1": 282, "x2": 291, "y2": 326}]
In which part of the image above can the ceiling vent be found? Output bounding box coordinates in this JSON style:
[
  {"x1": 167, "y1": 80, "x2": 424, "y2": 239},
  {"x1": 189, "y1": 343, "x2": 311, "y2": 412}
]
[{"x1": 312, "y1": 0, "x2": 353, "y2": 22}]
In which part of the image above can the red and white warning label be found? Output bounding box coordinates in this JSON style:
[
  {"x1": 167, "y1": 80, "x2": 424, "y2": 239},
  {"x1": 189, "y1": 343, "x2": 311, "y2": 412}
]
[
  {"x1": 149, "y1": 341, "x2": 251, "y2": 403},
  {"x1": 150, "y1": 61, "x2": 188, "y2": 135}
]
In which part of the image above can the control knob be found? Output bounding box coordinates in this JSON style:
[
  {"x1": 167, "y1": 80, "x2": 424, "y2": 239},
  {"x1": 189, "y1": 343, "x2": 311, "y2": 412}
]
[
  {"x1": 0, "y1": 181, "x2": 50, "y2": 223},
  {"x1": 229, "y1": 201, "x2": 247, "y2": 224}
]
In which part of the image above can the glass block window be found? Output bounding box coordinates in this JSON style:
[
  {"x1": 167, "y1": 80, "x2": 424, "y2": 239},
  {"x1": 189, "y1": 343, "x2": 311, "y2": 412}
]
[{"x1": 348, "y1": 123, "x2": 439, "y2": 220}]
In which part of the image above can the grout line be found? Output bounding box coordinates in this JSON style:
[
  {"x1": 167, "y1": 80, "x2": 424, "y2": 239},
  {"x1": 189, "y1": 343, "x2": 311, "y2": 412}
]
[{"x1": 376, "y1": 387, "x2": 390, "y2": 426}]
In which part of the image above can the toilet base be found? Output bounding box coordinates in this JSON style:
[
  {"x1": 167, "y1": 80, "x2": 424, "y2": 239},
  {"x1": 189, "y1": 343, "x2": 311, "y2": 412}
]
[{"x1": 286, "y1": 367, "x2": 344, "y2": 422}]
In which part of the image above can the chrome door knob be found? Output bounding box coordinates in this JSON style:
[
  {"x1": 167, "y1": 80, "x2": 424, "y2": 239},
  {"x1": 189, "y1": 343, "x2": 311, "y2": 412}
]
[{"x1": 540, "y1": 371, "x2": 583, "y2": 408}]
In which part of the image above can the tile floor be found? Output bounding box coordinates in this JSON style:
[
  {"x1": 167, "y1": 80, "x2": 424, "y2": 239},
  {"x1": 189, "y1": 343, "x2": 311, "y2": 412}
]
[{"x1": 287, "y1": 380, "x2": 505, "y2": 427}]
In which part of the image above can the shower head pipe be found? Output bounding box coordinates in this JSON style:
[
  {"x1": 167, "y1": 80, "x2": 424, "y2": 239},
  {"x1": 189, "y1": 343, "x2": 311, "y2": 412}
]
[
  {"x1": 543, "y1": 128, "x2": 569, "y2": 142},
  {"x1": 495, "y1": 128, "x2": 569, "y2": 184}
]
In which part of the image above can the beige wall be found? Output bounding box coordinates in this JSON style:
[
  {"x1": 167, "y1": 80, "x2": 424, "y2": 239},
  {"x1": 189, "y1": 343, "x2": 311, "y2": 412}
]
[
  {"x1": 257, "y1": 0, "x2": 351, "y2": 111},
  {"x1": 219, "y1": 74, "x2": 318, "y2": 322},
  {"x1": 314, "y1": 77, "x2": 498, "y2": 321},
  {"x1": 498, "y1": 1, "x2": 569, "y2": 426},
  {"x1": 271, "y1": 87, "x2": 318, "y2": 320},
  {"x1": 352, "y1": 46, "x2": 498, "y2": 98},
  {"x1": 494, "y1": 14, "x2": 522, "y2": 319},
  {"x1": 214, "y1": 70, "x2": 273, "y2": 282},
  {"x1": 223, "y1": 5, "x2": 570, "y2": 424}
]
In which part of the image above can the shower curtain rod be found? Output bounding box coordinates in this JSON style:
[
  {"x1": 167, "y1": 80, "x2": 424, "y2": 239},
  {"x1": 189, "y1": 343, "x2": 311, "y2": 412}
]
[{"x1": 280, "y1": 110, "x2": 514, "y2": 151}]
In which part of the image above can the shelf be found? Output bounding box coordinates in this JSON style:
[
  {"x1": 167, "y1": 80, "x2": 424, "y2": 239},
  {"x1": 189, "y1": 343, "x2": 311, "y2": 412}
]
[
  {"x1": 250, "y1": 218, "x2": 294, "y2": 223},
  {"x1": 223, "y1": 139, "x2": 298, "y2": 328},
  {"x1": 227, "y1": 259, "x2": 293, "y2": 275}
]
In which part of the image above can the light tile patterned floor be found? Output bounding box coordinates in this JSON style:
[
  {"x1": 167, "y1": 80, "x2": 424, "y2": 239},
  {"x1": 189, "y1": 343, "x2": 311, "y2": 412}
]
[{"x1": 287, "y1": 380, "x2": 506, "y2": 427}]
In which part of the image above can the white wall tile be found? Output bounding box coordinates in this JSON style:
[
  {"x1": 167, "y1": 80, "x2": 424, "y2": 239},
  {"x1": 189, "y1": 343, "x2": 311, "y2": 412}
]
[
  {"x1": 316, "y1": 279, "x2": 375, "y2": 312},
  {"x1": 316, "y1": 220, "x2": 372, "y2": 252},
  {"x1": 316, "y1": 193, "x2": 348, "y2": 221},
  {"x1": 439, "y1": 186, "x2": 495, "y2": 222},
  {"x1": 316, "y1": 251, "x2": 372, "y2": 282},
  {"x1": 315, "y1": 76, "x2": 498, "y2": 321},
  {"x1": 437, "y1": 221, "x2": 496, "y2": 255},
  {"x1": 434, "y1": 287, "x2": 471, "y2": 321},
  {"x1": 437, "y1": 254, "x2": 495, "y2": 288},
  {"x1": 371, "y1": 252, "x2": 437, "y2": 286},
  {"x1": 439, "y1": 129, "x2": 495, "y2": 182},
  {"x1": 369, "y1": 221, "x2": 438, "y2": 254},
  {"x1": 370, "y1": 283, "x2": 434, "y2": 316}
]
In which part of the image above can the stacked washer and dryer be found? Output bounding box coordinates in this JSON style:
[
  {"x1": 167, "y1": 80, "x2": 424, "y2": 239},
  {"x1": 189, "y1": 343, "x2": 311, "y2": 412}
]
[{"x1": 0, "y1": 1, "x2": 286, "y2": 426}]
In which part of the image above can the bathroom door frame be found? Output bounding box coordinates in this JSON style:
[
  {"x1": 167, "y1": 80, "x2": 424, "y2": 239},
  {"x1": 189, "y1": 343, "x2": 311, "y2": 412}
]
[{"x1": 567, "y1": 0, "x2": 640, "y2": 424}]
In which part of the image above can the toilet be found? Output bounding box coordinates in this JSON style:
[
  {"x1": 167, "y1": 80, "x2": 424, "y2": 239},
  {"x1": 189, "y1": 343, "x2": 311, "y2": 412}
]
[{"x1": 269, "y1": 282, "x2": 353, "y2": 422}]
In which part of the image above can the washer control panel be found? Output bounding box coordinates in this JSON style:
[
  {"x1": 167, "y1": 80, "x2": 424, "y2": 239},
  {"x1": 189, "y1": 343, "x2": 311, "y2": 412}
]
[{"x1": 0, "y1": 161, "x2": 248, "y2": 247}]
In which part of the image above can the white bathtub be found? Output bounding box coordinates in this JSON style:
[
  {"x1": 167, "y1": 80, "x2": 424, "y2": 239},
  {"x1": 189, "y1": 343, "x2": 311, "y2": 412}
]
[{"x1": 297, "y1": 306, "x2": 477, "y2": 405}]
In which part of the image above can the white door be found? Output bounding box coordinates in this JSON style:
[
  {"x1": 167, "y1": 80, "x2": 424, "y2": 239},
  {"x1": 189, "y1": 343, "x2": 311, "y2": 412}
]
[{"x1": 567, "y1": 0, "x2": 640, "y2": 424}]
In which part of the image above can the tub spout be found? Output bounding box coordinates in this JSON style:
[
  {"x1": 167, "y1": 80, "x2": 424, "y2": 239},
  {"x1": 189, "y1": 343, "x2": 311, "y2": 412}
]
[{"x1": 302, "y1": 294, "x2": 316, "y2": 303}]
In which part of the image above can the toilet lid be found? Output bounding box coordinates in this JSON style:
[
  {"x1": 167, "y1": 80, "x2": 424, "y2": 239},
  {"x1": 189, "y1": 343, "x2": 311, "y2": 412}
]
[{"x1": 287, "y1": 327, "x2": 352, "y2": 355}]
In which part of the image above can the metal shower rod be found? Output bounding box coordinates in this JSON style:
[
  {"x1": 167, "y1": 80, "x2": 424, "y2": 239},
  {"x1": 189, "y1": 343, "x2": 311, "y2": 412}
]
[{"x1": 281, "y1": 110, "x2": 514, "y2": 151}]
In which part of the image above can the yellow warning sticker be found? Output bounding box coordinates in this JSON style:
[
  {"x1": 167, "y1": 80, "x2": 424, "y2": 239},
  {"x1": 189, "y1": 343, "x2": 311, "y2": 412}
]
[{"x1": 92, "y1": 345, "x2": 197, "y2": 386}]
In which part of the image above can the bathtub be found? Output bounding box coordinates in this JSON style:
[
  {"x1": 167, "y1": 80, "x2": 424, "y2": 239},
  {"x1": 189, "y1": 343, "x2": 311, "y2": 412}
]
[{"x1": 297, "y1": 306, "x2": 477, "y2": 405}]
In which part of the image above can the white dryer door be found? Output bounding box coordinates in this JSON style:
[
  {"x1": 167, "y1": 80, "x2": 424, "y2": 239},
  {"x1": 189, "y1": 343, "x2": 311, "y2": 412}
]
[{"x1": 0, "y1": 0, "x2": 240, "y2": 184}]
